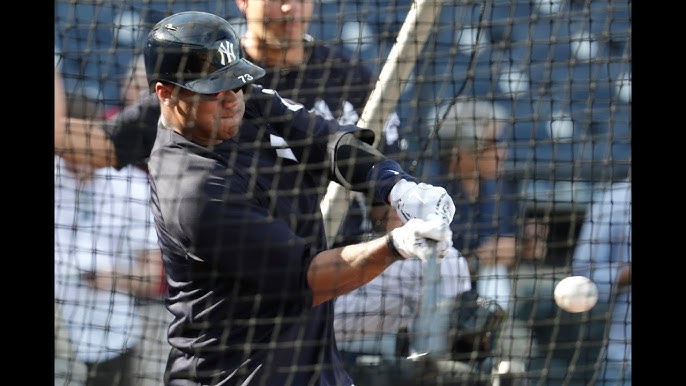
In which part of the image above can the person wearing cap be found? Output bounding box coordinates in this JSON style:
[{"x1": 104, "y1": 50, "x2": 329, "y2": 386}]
[
  {"x1": 143, "y1": 11, "x2": 455, "y2": 386},
  {"x1": 435, "y1": 99, "x2": 520, "y2": 311},
  {"x1": 433, "y1": 98, "x2": 530, "y2": 376}
]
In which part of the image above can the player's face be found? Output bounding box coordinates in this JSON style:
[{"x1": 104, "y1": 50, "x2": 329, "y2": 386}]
[
  {"x1": 174, "y1": 86, "x2": 247, "y2": 145},
  {"x1": 241, "y1": 0, "x2": 314, "y2": 47}
]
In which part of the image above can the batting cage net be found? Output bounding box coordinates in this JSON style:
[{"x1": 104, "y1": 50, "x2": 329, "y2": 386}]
[{"x1": 55, "y1": 1, "x2": 631, "y2": 385}]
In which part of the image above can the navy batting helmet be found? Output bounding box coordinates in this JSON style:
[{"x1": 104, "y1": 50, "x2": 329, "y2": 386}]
[{"x1": 144, "y1": 11, "x2": 265, "y2": 94}]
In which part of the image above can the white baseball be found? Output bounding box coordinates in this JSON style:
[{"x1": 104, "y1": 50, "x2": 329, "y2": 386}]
[{"x1": 554, "y1": 276, "x2": 598, "y2": 313}]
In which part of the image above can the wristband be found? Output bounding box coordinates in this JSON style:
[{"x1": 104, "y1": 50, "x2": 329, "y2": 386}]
[
  {"x1": 386, "y1": 233, "x2": 404, "y2": 260},
  {"x1": 368, "y1": 160, "x2": 416, "y2": 205}
]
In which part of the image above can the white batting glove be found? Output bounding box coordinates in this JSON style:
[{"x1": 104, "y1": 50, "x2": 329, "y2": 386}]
[
  {"x1": 388, "y1": 215, "x2": 453, "y2": 261},
  {"x1": 390, "y1": 179, "x2": 456, "y2": 226}
]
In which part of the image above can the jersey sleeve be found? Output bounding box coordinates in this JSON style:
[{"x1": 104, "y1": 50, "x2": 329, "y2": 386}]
[
  {"x1": 248, "y1": 86, "x2": 414, "y2": 204},
  {"x1": 102, "y1": 93, "x2": 160, "y2": 169},
  {"x1": 192, "y1": 172, "x2": 313, "y2": 308}
]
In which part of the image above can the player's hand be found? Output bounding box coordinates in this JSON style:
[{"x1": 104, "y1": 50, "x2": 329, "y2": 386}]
[
  {"x1": 389, "y1": 179, "x2": 455, "y2": 226},
  {"x1": 389, "y1": 215, "x2": 453, "y2": 261}
]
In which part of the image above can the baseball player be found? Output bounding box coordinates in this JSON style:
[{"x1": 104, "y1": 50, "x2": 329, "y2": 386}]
[{"x1": 144, "y1": 11, "x2": 455, "y2": 386}]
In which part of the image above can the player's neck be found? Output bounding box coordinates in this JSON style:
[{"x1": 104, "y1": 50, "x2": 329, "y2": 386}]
[{"x1": 241, "y1": 35, "x2": 305, "y2": 68}]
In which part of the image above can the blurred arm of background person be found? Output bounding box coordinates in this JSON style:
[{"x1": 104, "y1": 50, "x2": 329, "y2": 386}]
[
  {"x1": 84, "y1": 248, "x2": 164, "y2": 299},
  {"x1": 55, "y1": 57, "x2": 159, "y2": 171},
  {"x1": 54, "y1": 68, "x2": 116, "y2": 168}
]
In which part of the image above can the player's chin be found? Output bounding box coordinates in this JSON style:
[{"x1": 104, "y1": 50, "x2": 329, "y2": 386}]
[
  {"x1": 216, "y1": 123, "x2": 240, "y2": 141},
  {"x1": 218, "y1": 111, "x2": 242, "y2": 127}
]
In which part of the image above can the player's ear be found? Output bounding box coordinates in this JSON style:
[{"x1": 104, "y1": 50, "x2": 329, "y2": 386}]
[{"x1": 155, "y1": 82, "x2": 177, "y2": 106}]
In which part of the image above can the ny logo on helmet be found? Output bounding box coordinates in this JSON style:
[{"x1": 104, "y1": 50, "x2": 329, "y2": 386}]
[{"x1": 218, "y1": 41, "x2": 237, "y2": 66}]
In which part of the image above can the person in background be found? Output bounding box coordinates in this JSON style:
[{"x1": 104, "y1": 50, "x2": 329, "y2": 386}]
[
  {"x1": 436, "y1": 99, "x2": 519, "y2": 311},
  {"x1": 572, "y1": 179, "x2": 631, "y2": 385},
  {"x1": 432, "y1": 98, "x2": 536, "y2": 382},
  {"x1": 143, "y1": 11, "x2": 454, "y2": 385},
  {"x1": 54, "y1": 90, "x2": 161, "y2": 385}
]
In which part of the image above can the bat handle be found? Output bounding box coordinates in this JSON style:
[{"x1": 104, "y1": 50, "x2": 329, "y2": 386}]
[{"x1": 412, "y1": 241, "x2": 451, "y2": 358}]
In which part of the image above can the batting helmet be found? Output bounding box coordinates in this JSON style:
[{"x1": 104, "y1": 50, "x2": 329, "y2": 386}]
[{"x1": 144, "y1": 11, "x2": 265, "y2": 94}]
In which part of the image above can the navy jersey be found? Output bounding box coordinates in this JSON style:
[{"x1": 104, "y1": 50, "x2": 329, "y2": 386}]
[
  {"x1": 448, "y1": 178, "x2": 519, "y2": 254},
  {"x1": 148, "y1": 86, "x2": 410, "y2": 385},
  {"x1": 105, "y1": 36, "x2": 400, "y2": 169}
]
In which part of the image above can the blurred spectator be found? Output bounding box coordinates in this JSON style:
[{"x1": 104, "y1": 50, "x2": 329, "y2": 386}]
[
  {"x1": 572, "y1": 180, "x2": 631, "y2": 385},
  {"x1": 333, "y1": 203, "x2": 472, "y2": 385},
  {"x1": 433, "y1": 99, "x2": 536, "y2": 382},
  {"x1": 54, "y1": 89, "x2": 161, "y2": 385},
  {"x1": 436, "y1": 99, "x2": 519, "y2": 311}
]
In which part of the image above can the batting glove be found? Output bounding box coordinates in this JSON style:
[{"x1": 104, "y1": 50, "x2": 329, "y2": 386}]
[
  {"x1": 388, "y1": 215, "x2": 453, "y2": 261},
  {"x1": 389, "y1": 179, "x2": 455, "y2": 226}
]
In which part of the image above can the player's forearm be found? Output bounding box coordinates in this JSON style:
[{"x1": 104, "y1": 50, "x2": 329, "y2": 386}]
[
  {"x1": 55, "y1": 118, "x2": 118, "y2": 168},
  {"x1": 307, "y1": 236, "x2": 401, "y2": 306},
  {"x1": 83, "y1": 249, "x2": 163, "y2": 298}
]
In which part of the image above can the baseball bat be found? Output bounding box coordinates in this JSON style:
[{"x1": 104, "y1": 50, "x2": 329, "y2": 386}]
[
  {"x1": 321, "y1": 0, "x2": 447, "y2": 243},
  {"x1": 413, "y1": 240, "x2": 444, "y2": 356}
]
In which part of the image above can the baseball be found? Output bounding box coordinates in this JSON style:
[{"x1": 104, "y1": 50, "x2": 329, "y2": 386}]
[{"x1": 554, "y1": 276, "x2": 598, "y2": 313}]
